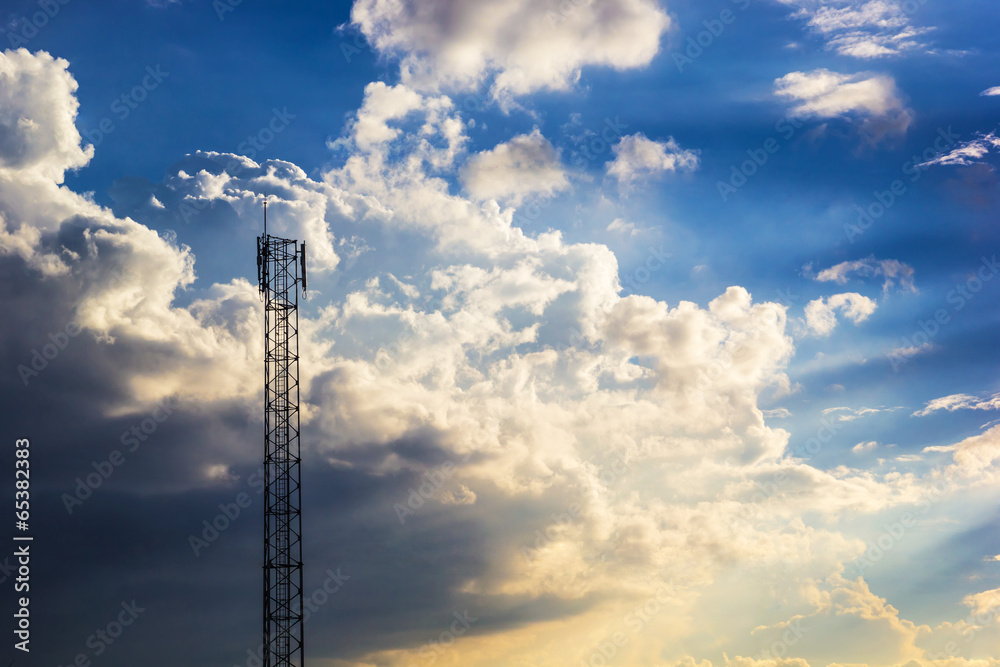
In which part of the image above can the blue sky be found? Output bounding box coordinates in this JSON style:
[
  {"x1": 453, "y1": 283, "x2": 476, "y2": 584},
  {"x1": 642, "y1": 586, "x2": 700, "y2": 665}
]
[{"x1": 1, "y1": 0, "x2": 999, "y2": 665}]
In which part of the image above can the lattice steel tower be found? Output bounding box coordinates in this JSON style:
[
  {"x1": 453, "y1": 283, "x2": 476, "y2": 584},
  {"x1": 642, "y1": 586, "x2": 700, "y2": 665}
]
[{"x1": 257, "y1": 199, "x2": 307, "y2": 667}]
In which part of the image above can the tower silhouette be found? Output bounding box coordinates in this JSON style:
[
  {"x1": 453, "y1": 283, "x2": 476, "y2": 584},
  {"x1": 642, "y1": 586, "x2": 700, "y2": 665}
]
[{"x1": 257, "y1": 199, "x2": 307, "y2": 667}]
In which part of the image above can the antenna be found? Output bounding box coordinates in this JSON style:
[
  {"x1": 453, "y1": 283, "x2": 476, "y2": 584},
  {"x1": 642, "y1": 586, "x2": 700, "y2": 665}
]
[{"x1": 300, "y1": 242, "x2": 307, "y2": 292}]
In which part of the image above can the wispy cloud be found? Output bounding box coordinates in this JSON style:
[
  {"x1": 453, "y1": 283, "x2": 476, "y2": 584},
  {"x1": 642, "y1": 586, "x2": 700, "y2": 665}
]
[
  {"x1": 606, "y1": 218, "x2": 641, "y2": 237},
  {"x1": 913, "y1": 392, "x2": 1000, "y2": 417},
  {"x1": 775, "y1": 0, "x2": 933, "y2": 58},
  {"x1": 823, "y1": 406, "x2": 901, "y2": 421},
  {"x1": 919, "y1": 132, "x2": 1000, "y2": 167},
  {"x1": 889, "y1": 342, "x2": 935, "y2": 363},
  {"x1": 813, "y1": 256, "x2": 916, "y2": 293}
]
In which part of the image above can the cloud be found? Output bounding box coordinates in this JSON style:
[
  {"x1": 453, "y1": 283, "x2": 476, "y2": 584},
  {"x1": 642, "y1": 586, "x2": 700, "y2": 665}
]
[
  {"x1": 661, "y1": 573, "x2": 1000, "y2": 667},
  {"x1": 774, "y1": 0, "x2": 933, "y2": 58},
  {"x1": 980, "y1": 86, "x2": 1000, "y2": 96},
  {"x1": 913, "y1": 392, "x2": 1000, "y2": 417},
  {"x1": 888, "y1": 342, "x2": 934, "y2": 363},
  {"x1": 923, "y1": 424, "x2": 1000, "y2": 482},
  {"x1": 0, "y1": 48, "x2": 93, "y2": 182},
  {"x1": 823, "y1": 405, "x2": 900, "y2": 422},
  {"x1": 774, "y1": 68, "x2": 912, "y2": 140},
  {"x1": 350, "y1": 0, "x2": 671, "y2": 103},
  {"x1": 963, "y1": 587, "x2": 1000, "y2": 622},
  {"x1": 853, "y1": 440, "x2": 878, "y2": 453},
  {"x1": 804, "y1": 292, "x2": 878, "y2": 336},
  {"x1": 918, "y1": 132, "x2": 1000, "y2": 167},
  {"x1": 336, "y1": 80, "x2": 467, "y2": 169},
  {"x1": 775, "y1": 68, "x2": 905, "y2": 116},
  {"x1": 606, "y1": 133, "x2": 699, "y2": 190},
  {"x1": 606, "y1": 217, "x2": 640, "y2": 236},
  {"x1": 459, "y1": 129, "x2": 569, "y2": 205},
  {"x1": 813, "y1": 256, "x2": 916, "y2": 293}
]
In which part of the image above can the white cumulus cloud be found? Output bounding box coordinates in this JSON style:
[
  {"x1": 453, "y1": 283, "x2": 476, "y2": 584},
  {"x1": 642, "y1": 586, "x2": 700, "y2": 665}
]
[
  {"x1": 460, "y1": 128, "x2": 569, "y2": 205},
  {"x1": 775, "y1": 68, "x2": 906, "y2": 116},
  {"x1": 350, "y1": 0, "x2": 671, "y2": 103},
  {"x1": 804, "y1": 292, "x2": 878, "y2": 336},
  {"x1": 774, "y1": 68, "x2": 912, "y2": 140},
  {"x1": 606, "y1": 133, "x2": 699, "y2": 191},
  {"x1": 0, "y1": 48, "x2": 93, "y2": 182},
  {"x1": 924, "y1": 424, "x2": 1000, "y2": 483}
]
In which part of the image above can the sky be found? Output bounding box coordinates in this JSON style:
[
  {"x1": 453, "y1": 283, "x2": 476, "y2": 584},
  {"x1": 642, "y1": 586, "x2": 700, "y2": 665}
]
[{"x1": 0, "y1": 0, "x2": 999, "y2": 665}]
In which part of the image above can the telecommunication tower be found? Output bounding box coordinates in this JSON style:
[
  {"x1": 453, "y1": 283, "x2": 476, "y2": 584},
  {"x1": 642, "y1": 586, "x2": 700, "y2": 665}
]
[{"x1": 257, "y1": 199, "x2": 307, "y2": 667}]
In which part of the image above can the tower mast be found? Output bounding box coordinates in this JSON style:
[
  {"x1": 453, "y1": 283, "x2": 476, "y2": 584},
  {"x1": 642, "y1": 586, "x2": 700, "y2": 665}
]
[{"x1": 257, "y1": 199, "x2": 307, "y2": 667}]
